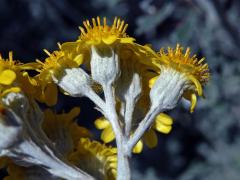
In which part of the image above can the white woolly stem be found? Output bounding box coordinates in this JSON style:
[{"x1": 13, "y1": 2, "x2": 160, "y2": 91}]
[
  {"x1": 1, "y1": 98, "x2": 95, "y2": 180},
  {"x1": 127, "y1": 68, "x2": 187, "y2": 154},
  {"x1": 85, "y1": 88, "x2": 106, "y2": 111},
  {"x1": 102, "y1": 83, "x2": 131, "y2": 180},
  {"x1": 124, "y1": 73, "x2": 142, "y2": 138},
  {"x1": 16, "y1": 140, "x2": 95, "y2": 180},
  {"x1": 126, "y1": 106, "x2": 161, "y2": 154},
  {"x1": 124, "y1": 98, "x2": 135, "y2": 138}
]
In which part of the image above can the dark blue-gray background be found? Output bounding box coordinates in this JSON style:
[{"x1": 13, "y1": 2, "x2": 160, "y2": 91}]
[{"x1": 1, "y1": 0, "x2": 240, "y2": 179}]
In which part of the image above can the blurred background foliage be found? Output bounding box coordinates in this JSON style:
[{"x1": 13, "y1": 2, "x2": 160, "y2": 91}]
[{"x1": 0, "y1": 0, "x2": 240, "y2": 179}]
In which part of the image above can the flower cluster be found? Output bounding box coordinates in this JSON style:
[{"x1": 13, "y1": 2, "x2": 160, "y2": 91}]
[{"x1": 0, "y1": 17, "x2": 209, "y2": 180}]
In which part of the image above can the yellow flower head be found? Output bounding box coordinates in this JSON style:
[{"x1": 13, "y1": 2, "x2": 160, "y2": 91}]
[
  {"x1": 34, "y1": 50, "x2": 63, "y2": 106},
  {"x1": 69, "y1": 138, "x2": 117, "y2": 180},
  {"x1": 36, "y1": 47, "x2": 83, "y2": 82},
  {"x1": 60, "y1": 17, "x2": 140, "y2": 70},
  {"x1": 0, "y1": 52, "x2": 38, "y2": 98},
  {"x1": 0, "y1": 52, "x2": 19, "y2": 94},
  {"x1": 36, "y1": 49, "x2": 65, "y2": 83},
  {"x1": 78, "y1": 17, "x2": 134, "y2": 45},
  {"x1": 35, "y1": 46, "x2": 85, "y2": 106},
  {"x1": 157, "y1": 44, "x2": 209, "y2": 87},
  {"x1": 94, "y1": 113, "x2": 173, "y2": 154},
  {"x1": 151, "y1": 44, "x2": 210, "y2": 112}
]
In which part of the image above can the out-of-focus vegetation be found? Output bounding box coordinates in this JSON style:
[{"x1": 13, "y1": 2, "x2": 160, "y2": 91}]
[{"x1": 0, "y1": 0, "x2": 239, "y2": 179}]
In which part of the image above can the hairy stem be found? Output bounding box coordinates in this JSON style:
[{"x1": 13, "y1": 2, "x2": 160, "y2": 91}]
[
  {"x1": 124, "y1": 99, "x2": 134, "y2": 138},
  {"x1": 16, "y1": 140, "x2": 95, "y2": 180},
  {"x1": 85, "y1": 89, "x2": 106, "y2": 111},
  {"x1": 127, "y1": 106, "x2": 161, "y2": 154},
  {"x1": 4, "y1": 108, "x2": 94, "y2": 180},
  {"x1": 102, "y1": 83, "x2": 131, "y2": 180}
]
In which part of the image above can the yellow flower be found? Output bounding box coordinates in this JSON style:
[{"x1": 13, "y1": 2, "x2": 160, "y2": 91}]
[
  {"x1": 78, "y1": 17, "x2": 134, "y2": 45},
  {"x1": 33, "y1": 17, "x2": 156, "y2": 102},
  {"x1": 94, "y1": 113, "x2": 173, "y2": 153},
  {"x1": 61, "y1": 16, "x2": 135, "y2": 59},
  {"x1": 36, "y1": 47, "x2": 83, "y2": 82},
  {"x1": 0, "y1": 52, "x2": 39, "y2": 99},
  {"x1": 61, "y1": 17, "x2": 134, "y2": 66},
  {"x1": 150, "y1": 44, "x2": 210, "y2": 112},
  {"x1": 0, "y1": 53, "x2": 20, "y2": 97},
  {"x1": 32, "y1": 80, "x2": 58, "y2": 106},
  {"x1": 69, "y1": 138, "x2": 117, "y2": 180},
  {"x1": 35, "y1": 46, "x2": 86, "y2": 105},
  {"x1": 35, "y1": 50, "x2": 63, "y2": 106},
  {"x1": 61, "y1": 17, "x2": 153, "y2": 69},
  {"x1": 36, "y1": 49, "x2": 65, "y2": 83}
]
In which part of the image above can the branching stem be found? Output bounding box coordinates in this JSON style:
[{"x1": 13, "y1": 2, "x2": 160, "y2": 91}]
[
  {"x1": 127, "y1": 106, "x2": 162, "y2": 154},
  {"x1": 102, "y1": 83, "x2": 131, "y2": 180}
]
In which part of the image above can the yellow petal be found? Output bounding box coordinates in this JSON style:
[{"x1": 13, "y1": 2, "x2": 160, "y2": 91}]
[
  {"x1": 1, "y1": 87, "x2": 21, "y2": 97},
  {"x1": 86, "y1": 39, "x2": 101, "y2": 45},
  {"x1": 143, "y1": 129, "x2": 158, "y2": 148},
  {"x1": 101, "y1": 125, "x2": 115, "y2": 143},
  {"x1": 183, "y1": 91, "x2": 198, "y2": 113},
  {"x1": 120, "y1": 37, "x2": 135, "y2": 44},
  {"x1": 45, "y1": 83, "x2": 58, "y2": 106},
  {"x1": 95, "y1": 117, "x2": 110, "y2": 129},
  {"x1": 22, "y1": 72, "x2": 38, "y2": 86},
  {"x1": 188, "y1": 75, "x2": 203, "y2": 96},
  {"x1": 132, "y1": 140, "x2": 143, "y2": 154},
  {"x1": 112, "y1": 169, "x2": 117, "y2": 177},
  {"x1": 190, "y1": 93, "x2": 197, "y2": 113},
  {"x1": 102, "y1": 35, "x2": 117, "y2": 45},
  {"x1": 71, "y1": 126, "x2": 91, "y2": 141},
  {"x1": 155, "y1": 113, "x2": 173, "y2": 125},
  {"x1": 68, "y1": 107, "x2": 80, "y2": 119},
  {"x1": 61, "y1": 42, "x2": 79, "y2": 51},
  {"x1": 154, "y1": 123, "x2": 172, "y2": 134},
  {"x1": 73, "y1": 54, "x2": 84, "y2": 66},
  {"x1": 106, "y1": 156, "x2": 117, "y2": 163},
  {"x1": 43, "y1": 109, "x2": 55, "y2": 123},
  {"x1": 149, "y1": 76, "x2": 159, "y2": 88},
  {"x1": 0, "y1": 70, "x2": 16, "y2": 85},
  {"x1": 20, "y1": 62, "x2": 42, "y2": 70}
]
